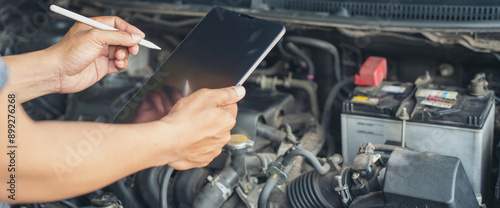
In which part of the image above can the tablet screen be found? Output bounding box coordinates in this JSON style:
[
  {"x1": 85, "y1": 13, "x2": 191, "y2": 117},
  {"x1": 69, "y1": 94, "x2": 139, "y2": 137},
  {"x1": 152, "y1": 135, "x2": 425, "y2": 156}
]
[{"x1": 114, "y1": 7, "x2": 285, "y2": 123}]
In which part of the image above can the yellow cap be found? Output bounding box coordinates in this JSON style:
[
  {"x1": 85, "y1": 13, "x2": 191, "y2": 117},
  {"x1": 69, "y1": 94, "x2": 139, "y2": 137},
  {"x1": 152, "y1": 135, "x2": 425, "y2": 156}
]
[{"x1": 228, "y1": 134, "x2": 248, "y2": 146}]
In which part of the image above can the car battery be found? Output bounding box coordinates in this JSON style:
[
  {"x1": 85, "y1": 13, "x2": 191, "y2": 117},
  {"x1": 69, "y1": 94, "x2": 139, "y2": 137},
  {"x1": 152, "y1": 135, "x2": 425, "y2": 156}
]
[{"x1": 341, "y1": 80, "x2": 495, "y2": 195}]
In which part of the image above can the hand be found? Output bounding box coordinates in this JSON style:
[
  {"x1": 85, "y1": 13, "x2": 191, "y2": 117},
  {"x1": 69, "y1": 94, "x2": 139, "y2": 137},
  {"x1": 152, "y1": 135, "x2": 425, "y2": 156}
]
[
  {"x1": 154, "y1": 86, "x2": 246, "y2": 170},
  {"x1": 48, "y1": 16, "x2": 145, "y2": 94},
  {"x1": 133, "y1": 86, "x2": 183, "y2": 123}
]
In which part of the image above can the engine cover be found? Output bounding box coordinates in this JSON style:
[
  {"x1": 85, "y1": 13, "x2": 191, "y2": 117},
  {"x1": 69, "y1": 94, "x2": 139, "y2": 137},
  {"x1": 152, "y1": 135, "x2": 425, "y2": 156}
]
[{"x1": 383, "y1": 149, "x2": 479, "y2": 208}]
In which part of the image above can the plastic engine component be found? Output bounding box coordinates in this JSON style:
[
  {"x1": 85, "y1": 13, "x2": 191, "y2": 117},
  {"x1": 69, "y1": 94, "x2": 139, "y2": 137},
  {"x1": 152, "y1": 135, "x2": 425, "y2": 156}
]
[
  {"x1": 383, "y1": 149, "x2": 479, "y2": 208},
  {"x1": 287, "y1": 171, "x2": 344, "y2": 208},
  {"x1": 354, "y1": 56, "x2": 387, "y2": 86}
]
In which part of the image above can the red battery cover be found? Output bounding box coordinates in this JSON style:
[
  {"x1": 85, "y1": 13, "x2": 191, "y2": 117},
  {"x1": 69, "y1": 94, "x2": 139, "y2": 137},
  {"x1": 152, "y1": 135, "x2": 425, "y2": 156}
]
[{"x1": 354, "y1": 56, "x2": 387, "y2": 86}]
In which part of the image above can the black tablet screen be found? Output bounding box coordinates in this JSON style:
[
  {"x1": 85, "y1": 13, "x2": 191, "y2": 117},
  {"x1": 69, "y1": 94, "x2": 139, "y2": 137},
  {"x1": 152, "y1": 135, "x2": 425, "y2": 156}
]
[{"x1": 114, "y1": 7, "x2": 285, "y2": 123}]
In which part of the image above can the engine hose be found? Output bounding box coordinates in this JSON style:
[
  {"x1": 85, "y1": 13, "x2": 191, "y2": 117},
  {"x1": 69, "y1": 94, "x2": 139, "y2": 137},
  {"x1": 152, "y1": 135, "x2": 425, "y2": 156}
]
[
  {"x1": 287, "y1": 167, "x2": 350, "y2": 208},
  {"x1": 288, "y1": 79, "x2": 320, "y2": 117},
  {"x1": 298, "y1": 121, "x2": 324, "y2": 154},
  {"x1": 286, "y1": 125, "x2": 325, "y2": 183},
  {"x1": 254, "y1": 60, "x2": 286, "y2": 76},
  {"x1": 286, "y1": 42, "x2": 315, "y2": 80},
  {"x1": 282, "y1": 149, "x2": 330, "y2": 175},
  {"x1": 246, "y1": 75, "x2": 319, "y2": 117},
  {"x1": 258, "y1": 160, "x2": 295, "y2": 208},
  {"x1": 286, "y1": 36, "x2": 342, "y2": 83},
  {"x1": 277, "y1": 113, "x2": 317, "y2": 130},
  {"x1": 258, "y1": 173, "x2": 280, "y2": 208},
  {"x1": 256, "y1": 123, "x2": 287, "y2": 142},
  {"x1": 246, "y1": 153, "x2": 277, "y2": 176},
  {"x1": 321, "y1": 77, "x2": 354, "y2": 155},
  {"x1": 160, "y1": 166, "x2": 174, "y2": 208},
  {"x1": 278, "y1": 39, "x2": 293, "y2": 59},
  {"x1": 193, "y1": 167, "x2": 239, "y2": 208}
]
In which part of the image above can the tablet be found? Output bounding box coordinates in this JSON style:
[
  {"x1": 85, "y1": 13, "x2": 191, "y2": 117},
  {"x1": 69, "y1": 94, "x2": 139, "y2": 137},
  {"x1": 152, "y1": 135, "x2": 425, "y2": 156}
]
[{"x1": 114, "y1": 7, "x2": 286, "y2": 123}]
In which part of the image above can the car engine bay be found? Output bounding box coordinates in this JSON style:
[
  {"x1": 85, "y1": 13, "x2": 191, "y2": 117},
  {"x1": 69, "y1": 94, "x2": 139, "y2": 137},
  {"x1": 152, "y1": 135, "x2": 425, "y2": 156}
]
[{"x1": 2, "y1": 0, "x2": 500, "y2": 207}]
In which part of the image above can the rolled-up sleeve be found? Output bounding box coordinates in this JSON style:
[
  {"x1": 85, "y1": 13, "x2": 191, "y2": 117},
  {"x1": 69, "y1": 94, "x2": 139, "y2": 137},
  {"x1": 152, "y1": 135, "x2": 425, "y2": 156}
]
[{"x1": 0, "y1": 56, "x2": 8, "y2": 91}]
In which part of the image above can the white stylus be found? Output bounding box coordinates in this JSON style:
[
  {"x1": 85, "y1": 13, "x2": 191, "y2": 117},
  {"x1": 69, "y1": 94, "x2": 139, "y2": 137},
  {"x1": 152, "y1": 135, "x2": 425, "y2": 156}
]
[
  {"x1": 50, "y1": 4, "x2": 161, "y2": 50},
  {"x1": 183, "y1": 80, "x2": 190, "y2": 97}
]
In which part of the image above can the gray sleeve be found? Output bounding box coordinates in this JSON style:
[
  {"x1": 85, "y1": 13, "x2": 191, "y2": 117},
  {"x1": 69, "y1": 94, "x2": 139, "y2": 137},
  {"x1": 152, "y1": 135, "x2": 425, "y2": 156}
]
[
  {"x1": 0, "y1": 58, "x2": 9, "y2": 207},
  {"x1": 0, "y1": 202, "x2": 10, "y2": 208},
  {"x1": 0, "y1": 56, "x2": 8, "y2": 91}
]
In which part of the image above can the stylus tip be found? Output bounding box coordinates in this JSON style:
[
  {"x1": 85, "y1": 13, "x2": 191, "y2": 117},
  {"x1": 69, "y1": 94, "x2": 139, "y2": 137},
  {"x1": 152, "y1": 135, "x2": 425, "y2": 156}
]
[{"x1": 139, "y1": 39, "x2": 162, "y2": 50}]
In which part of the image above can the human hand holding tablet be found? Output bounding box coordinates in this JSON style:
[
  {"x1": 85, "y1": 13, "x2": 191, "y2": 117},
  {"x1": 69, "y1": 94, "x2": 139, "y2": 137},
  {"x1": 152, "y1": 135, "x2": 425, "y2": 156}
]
[{"x1": 114, "y1": 7, "x2": 285, "y2": 123}]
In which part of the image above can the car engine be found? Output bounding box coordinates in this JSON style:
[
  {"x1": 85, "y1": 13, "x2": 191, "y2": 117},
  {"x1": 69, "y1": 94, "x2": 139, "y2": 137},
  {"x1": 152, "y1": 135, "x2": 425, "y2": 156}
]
[{"x1": 2, "y1": 0, "x2": 500, "y2": 207}]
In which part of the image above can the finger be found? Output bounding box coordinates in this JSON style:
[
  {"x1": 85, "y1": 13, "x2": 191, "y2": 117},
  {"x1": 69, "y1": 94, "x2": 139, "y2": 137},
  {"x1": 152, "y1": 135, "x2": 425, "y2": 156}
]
[
  {"x1": 115, "y1": 46, "x2": 129, "y2": 60},
  {"x1": 91, "y1": 16, "x2": 145, "y2": 38},
  {"x1": 150, "y1": 90, "x2": 166, "y2": 114},
  {"x1": 213, "y1": 109, "x2": 237, "y2": 132},
  {"x1": 114, "y1": 59, "x2": 129, "y2": 70},
  {"x1": 197, "y1": 149, "x2": 223, "y2": 163},
  {"x1": 157, "y1": 94, "x2": 178, "y2": 114},
  {"x1": 156, "y1": 88, "x2": 173, "y2": 114},
  {"x1": 88, "y1": 28, "x2": 142, "y2": 48},
  {"x1": 167, "y1": 161, "x2": 192, "y2": 171},
  {"x1": 129, "y1": 45, "x2": 140, "y2": 56},
  {"x1": 214, "y1": 133, "x2": 232, "y2": 145},
  {"x1": 208, "y1": 86, "x2": 246, "y2": 107},
  {"x1": 137, "y1": 96, "x2": 153, "y2": 111},
  {"x1": 107, "y1": 58, "x2": 120, "y2": 74},
  {"x1": 106, "y1": 45, "x2": 117, "y2": 58},
  {"x1": 207, "y1": 148, "x2": 223, "y2": 160},
  {"x1": 220, "y1": 103, "x2": 238, "y2": 118}
]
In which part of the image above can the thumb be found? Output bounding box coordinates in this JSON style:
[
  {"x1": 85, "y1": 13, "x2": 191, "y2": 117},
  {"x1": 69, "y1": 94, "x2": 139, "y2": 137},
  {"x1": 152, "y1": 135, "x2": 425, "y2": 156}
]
[
  {"x1": 210, "y1": 86, "x2": 246, "y2": 107},
  {"x1": 88, "y1": 29, "x2": 142, "y2": 47}
]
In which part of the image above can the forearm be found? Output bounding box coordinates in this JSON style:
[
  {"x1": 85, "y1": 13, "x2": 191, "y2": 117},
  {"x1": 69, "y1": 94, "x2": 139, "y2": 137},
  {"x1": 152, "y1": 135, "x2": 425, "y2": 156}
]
[
  {"x1": 0, "y1": 100, "x2": 166, "y2": 203},
  {"x1": 16, "y1": 120, "x2": 159, "y2": 202},
  {"x1": 3, "y1": 48, "x2": 60, "y2": 103}
]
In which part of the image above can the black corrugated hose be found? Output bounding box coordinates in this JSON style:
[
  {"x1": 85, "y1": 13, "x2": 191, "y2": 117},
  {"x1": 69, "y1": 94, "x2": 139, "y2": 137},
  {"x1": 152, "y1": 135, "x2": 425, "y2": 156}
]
[{"x1": 258, "y1": 149, "x2": 330, "y2": 208}]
